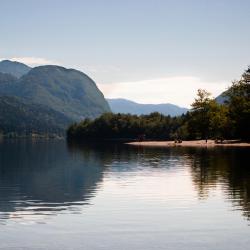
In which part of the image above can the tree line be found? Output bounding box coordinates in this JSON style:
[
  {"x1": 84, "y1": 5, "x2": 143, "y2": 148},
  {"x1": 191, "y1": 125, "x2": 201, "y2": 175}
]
[{"x1": 67, "y1": 67, "x2": 250, "y2": 142}]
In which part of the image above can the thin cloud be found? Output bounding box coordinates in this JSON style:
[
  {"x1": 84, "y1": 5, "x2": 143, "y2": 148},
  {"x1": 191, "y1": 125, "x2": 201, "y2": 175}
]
[
  {"x1": 98, "y1": 76, "x2": 230, "y2": 108},
  {"x1": 0, "y1": 57, "x2": 59, "y2": 66},
  {"x1": 72, "y1": 64, "x2": 121, "y2": 74}
]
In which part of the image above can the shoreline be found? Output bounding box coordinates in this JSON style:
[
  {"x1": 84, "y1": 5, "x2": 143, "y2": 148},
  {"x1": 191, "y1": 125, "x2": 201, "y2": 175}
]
[{"x1": 126, "y1": 140, "x2": 250, "y2": 147}]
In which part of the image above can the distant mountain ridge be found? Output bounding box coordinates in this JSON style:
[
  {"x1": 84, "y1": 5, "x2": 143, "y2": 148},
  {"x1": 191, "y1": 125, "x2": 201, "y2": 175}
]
[
  {"x1": 0, "y1": 60, "x2": 31, "y2": 78},
  {"x1": 0, "y1": 60, "x2": 110, "y2": 136},
  {"x1": 107, "y1": 98, "x2": 188, "y2": 116}
]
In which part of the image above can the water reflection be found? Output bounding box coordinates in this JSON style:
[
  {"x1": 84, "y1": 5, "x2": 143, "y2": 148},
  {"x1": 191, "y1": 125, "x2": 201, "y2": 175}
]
[
  {"x1": 186, "y1": 147, "x2": 250, "y2": 219},
  {"x1": 69, "y1": 143, "x2": 250, "y2": 220},
  {"x1": 0, "y1": 140, "x2": 104, "y2": 222},
  {"x1": 0, "y1": 140, "x2": 249, "y2": 225}
]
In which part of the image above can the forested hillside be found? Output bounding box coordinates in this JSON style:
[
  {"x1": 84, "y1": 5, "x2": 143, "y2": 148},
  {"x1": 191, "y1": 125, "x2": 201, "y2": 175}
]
[
  {"x1": 0, "y1": 60, "x2": 110, "y2": 136},
  {"x1": 0, "y1": 96, "x2": 72, "y2": 137}
]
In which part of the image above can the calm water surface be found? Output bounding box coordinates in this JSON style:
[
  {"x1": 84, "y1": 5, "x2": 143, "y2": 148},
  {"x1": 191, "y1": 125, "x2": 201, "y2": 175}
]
[{"x1": 0, "y1": 140, "x2": 249, "y2": 249}]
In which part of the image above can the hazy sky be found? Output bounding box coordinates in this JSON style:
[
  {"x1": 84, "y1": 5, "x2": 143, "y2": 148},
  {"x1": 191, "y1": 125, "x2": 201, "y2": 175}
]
[{"x1": 1, "y1": 0, "x2": 250, "y2": 107}]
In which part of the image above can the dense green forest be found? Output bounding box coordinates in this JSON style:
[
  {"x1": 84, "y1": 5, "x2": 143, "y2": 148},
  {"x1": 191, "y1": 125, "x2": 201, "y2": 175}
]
[
  {"x1": 67, "y1": 67, "x2": 250, "y2": 142},
  {"x1": 67, "y1": 112, "x2": 185, "y2": 141},
  {"x1": 0, "y1": 96, "x2": 72, "y2": 137}
]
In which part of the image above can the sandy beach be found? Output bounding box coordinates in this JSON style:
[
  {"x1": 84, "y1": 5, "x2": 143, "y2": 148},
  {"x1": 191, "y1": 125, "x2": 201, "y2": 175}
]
[{"x1": 126, "y1": 140, "x2": 250, "y2": 147}]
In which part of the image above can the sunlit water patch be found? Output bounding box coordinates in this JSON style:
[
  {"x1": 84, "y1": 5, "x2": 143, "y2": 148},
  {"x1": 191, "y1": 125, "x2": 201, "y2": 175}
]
[{"x1": 0, "y1": 140, "x2": 249, "y2": 249}]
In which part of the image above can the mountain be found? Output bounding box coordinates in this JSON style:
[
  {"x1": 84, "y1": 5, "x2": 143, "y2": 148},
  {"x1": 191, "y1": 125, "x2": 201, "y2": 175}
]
[
  {"x1": 0, "y1": 96, "x2": 72, "y2": 136},
  {"x1": 0, "y1": 64, "x2": 110, "y2": 121},
  {"x1": 0, "y1": 72, "x2": 17, "y2": 83},
  {"x1": 107, "y1": 98, "x2": 188, "y2": 116},
  {"x1": 215, "y1": 90, "x2": 229, "y2": 104},
  {"x1": 0, "y1": 60, "x2": 111, "y2": 136},
  {"x1": 0, "y1": 60, "x2": 31, "y2": 78}
]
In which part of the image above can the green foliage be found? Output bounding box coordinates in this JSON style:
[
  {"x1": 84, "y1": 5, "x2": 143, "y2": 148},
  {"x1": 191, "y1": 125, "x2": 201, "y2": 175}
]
[
  {"x1": 67, "y1": 112, "x2": 184, "y2": 141},
  {"x1": 68, "y1": 67, "x2": 250, "y2": 142},
  {"x1": 0, "y1": 96, "x2": 73, "y2": 137},
  {"x1": 186, "y1": 90, "x2": 230, "y2": 140},
  {"x1": 188, "y1": 89, "x2": 213, "y2": 139},
  {"x1": 1, "y1": 60, "x2": 249, "y2": 141},
  {"x1": 0, "y1": 62, "x2": 111, "y2": 137},
  {"x1": 0, "y1": 63, "x2": 111, "y2": 121},
  {"x1": 187, "y1": 68, "x2": 250, "y2": 141},
  {"x1": 208, "y1": 101, "x2": 229, "y2": 139},
  {"x1": 226, "y1": 72, "x2": 250, "y2": 140}
]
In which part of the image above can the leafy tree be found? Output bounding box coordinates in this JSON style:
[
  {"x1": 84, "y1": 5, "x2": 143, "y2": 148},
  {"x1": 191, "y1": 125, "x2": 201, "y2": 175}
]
[
  {"x1": 67, "y1": 112, "x2": 185, "y2": 141},
  {"x1": 208, "y1": 101, "x2": 229, "y2": 139},
  {"x1": 225, "y1": 67, "x2": 250, "y2": 140},
  {"x1": 188, "y1": 89, "x2": 213, "y2": 139}
]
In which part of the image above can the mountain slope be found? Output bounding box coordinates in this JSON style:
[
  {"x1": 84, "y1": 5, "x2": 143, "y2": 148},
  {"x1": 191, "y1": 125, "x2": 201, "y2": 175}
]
[
  {"x1": 215, "y1": 90, "x2": 229, "y2": 104},
  {"x1": 107, "y1": 98, "x2": 188, "y2": 116},
  {"x1": 0, "y1": 72, "x2": 17, "y2": 84},
  {"x1": 0, "y1": 96, "x2": 72, "y2": 136},
  {"x1": 0, "y1": 60, "x2": 31, "y2": 78},
  {"x1": 0, "y1": 65, "x2": 110, "y2": 121}
]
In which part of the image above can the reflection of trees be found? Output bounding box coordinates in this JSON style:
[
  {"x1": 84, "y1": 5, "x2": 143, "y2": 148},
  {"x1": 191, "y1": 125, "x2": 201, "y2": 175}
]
[
  {"x1": 69, "y1": 142, "x2": 250, "y2": 221},
  {"x1": 68, "y1": 141, "x2": 191, "y2": 173},
  {"x1": 68, "y1": 144, "x2": 250, "y2": 220},
  {"x1": 186, "y1": 147, "x2": 250, "y2": 219},
  {"x1": 0, "y1": 140, "x2": 104, "y2": 220},
  {"x1": 1, "y1": 140, "x2": 249, "y2": 223}
]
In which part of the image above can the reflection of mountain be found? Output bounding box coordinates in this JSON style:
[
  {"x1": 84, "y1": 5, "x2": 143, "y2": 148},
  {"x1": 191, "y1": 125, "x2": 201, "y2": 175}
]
[
  {"x1": 0, "y1": 140, "x2": 104, "y2": 219},
  {"x1": 1, "y1": 140, "x2": 249, "y2": 224}
]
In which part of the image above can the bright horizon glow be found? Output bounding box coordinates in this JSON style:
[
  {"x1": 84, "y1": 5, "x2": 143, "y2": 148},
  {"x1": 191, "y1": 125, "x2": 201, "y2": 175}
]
[{"x1": 98, "y1": 76, "x2": 229, "y2": 108}]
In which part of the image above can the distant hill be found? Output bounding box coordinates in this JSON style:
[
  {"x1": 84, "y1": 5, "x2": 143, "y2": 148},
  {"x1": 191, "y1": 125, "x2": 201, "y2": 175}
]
[
  {"x1": 107, "y1": 98, "x2": 188, "y2": 116},
  {"x1": 0, "y1": 72, "x2": 17, "y2": 84},
  {"x1": 0, "y1": 96, "x2": 72, "y2": 136},
  {"x1": 0, "y1": 60, "x2": 111, "y2": 136},
  {"x1": 216, "y1": 69, "x2": 250, "y2": 104},
  {"x1": 0, "y1": 64, "x2": 110, "y2": 121},
  {"x1": 0, "y1": 60, "x2": 31, "y2": 78},
  {"x1": 215, "y1": 90, "x2": 229, "y2": 104}
]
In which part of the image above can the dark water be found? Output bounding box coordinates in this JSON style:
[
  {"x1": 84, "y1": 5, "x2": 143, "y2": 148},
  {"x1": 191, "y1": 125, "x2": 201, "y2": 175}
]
[{"x1": 0, "y1": 139, "x2": 249, "y2": 249}]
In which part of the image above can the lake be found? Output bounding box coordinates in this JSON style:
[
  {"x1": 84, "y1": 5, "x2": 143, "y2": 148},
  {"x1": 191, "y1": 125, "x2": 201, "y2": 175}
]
[{"x1": 0, "y1": 139, "x2": 249, "y2": 249}]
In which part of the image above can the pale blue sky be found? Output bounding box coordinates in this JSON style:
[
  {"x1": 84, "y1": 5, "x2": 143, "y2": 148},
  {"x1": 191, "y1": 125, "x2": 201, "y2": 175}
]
[{"x1": 1, "y1": 0, "x2": 250, "y2": 107}]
